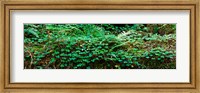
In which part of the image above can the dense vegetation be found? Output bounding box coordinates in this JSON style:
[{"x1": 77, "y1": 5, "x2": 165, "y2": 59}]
[{"x1": 24, "y1": 24, "x2": 176, "y2": 69}]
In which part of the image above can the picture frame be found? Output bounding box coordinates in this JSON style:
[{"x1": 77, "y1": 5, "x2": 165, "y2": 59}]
[{"x1": 0, "y1": 0, "x2": 199, "y2": 93}]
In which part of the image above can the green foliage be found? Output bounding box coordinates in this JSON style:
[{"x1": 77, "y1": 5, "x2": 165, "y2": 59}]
[{"x1": 24, "y1": 24, "x2": 176, "y2": 69}]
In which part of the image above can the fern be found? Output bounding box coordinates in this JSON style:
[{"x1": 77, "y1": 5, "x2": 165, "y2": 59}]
[{"x1": 24, "y1": 28, "x2": 39, "y2": 38}]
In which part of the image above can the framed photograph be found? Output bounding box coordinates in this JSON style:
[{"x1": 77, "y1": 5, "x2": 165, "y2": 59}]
[{"x1": 0, "y1": 0, "x2": 199, "y2": 93}]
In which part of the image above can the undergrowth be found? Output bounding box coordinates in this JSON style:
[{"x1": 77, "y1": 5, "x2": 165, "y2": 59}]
[{"x1": 24, "y1": 24, "x2": 176, "y2": 69}]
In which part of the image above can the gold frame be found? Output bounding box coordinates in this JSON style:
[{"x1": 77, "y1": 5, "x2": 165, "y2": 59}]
[{"x1": 0, "y1": 0, "x2": 199, "y2": 93}]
